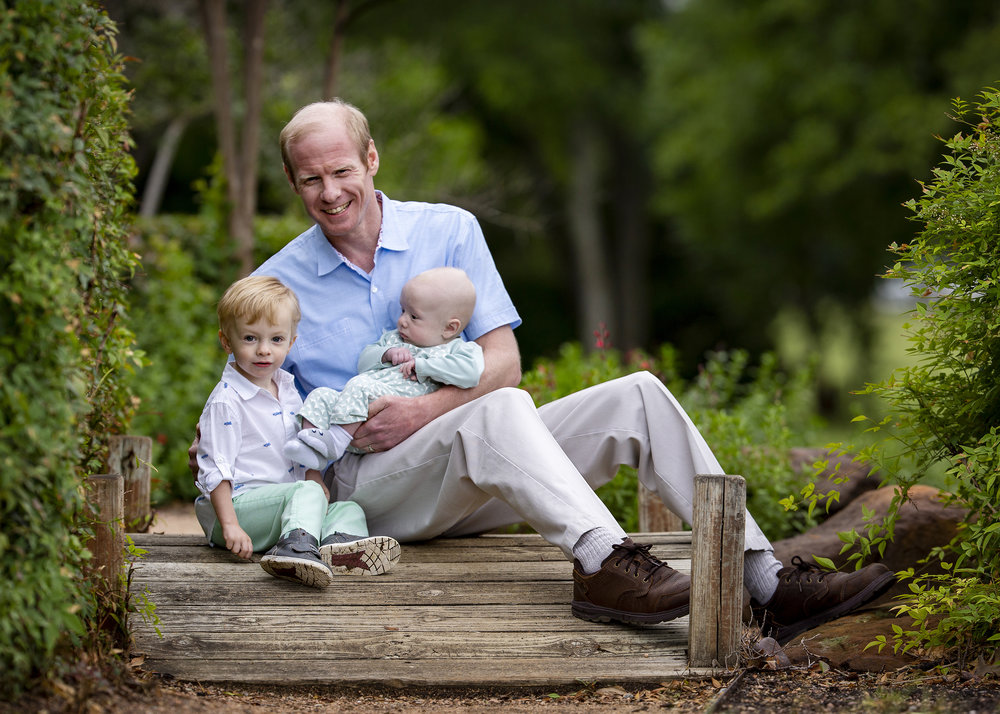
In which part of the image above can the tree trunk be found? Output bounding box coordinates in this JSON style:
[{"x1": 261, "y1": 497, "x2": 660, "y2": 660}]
[
  {"x1": 138, "y1": 114, "x2": 190, "y2": 218},
  {"x1": 614, "y1": 134, "x2": 651, "y2": 350},
  {"x1": 566, "y1": 117, "x2": 616, "y2": 348},
  {"x1": 323, "y1": 0, "x2": 351, "y2": 100},
  {"x1": 198, "y1": 0, "x2": 267, "y2": 277},
  {"x1": 237, "y1": 0, "x2": 267, "y2": 271}
]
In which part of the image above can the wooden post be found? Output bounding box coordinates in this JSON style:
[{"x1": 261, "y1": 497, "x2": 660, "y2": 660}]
[
  {"x1": 689, "y1": 474, "x2": 746, "y2": 669},
  {"x1": 637, "y1": 482, "x2": 684, "y2": 532},
  {"x1": 107, "y1": 434, "x2": 152, "y2": 532},
  {"x1": 84, "y1": 473, "x2": 125, "y2": 602}
]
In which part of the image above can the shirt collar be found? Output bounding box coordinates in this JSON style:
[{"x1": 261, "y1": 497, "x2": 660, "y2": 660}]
[
  {"x1": 222, "y1": 362, "x2": 292, "y2": 401},
  {"x1": 312, "y1": 191, "x2": 409, "y2": 277}
]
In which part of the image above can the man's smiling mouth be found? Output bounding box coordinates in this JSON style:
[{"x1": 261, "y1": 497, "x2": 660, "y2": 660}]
[{"x1": 324, "y1": 201, "x2": 350, "y2": 216}]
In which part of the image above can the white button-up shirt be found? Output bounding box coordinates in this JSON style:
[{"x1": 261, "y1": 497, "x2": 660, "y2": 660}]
[{"x1": 196, "y1": 362, "x2": 305, "y2": 498}]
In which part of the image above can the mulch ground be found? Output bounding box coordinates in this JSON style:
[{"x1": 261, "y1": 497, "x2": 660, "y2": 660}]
[{"x1": 6, "y1": 663, "x2": 1000, "y2": 713}]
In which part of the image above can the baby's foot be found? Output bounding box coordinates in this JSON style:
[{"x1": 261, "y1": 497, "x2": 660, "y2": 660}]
[
  {"x1": 302, "y1": 427, "x2": 352, "y2": 460},
  {"x1": 282, "y1": 432, "x2": 327, "y2": 470}
]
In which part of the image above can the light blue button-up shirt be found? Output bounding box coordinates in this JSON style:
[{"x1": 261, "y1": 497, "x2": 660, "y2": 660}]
[{"x1": 254, "y1": 192, "x2": 521, "y2": 398}]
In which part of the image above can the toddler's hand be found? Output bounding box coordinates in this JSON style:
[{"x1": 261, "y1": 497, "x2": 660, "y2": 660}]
[
  {"x1": 222, "y1": 523, "x2": 253, "y2": 560},
  {"x1": 305, "y1": 469, "x2": 331, "y2": 501}
]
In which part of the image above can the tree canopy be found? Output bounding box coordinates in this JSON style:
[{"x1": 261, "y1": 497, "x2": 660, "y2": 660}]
[{"x1": 110, "y1": 0, "x2": 1000, "y2": 372}]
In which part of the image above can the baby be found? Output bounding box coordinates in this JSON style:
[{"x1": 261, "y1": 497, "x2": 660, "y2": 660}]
[{"x1": 284, "y1": 267, "x2": 484, "y2": 468}]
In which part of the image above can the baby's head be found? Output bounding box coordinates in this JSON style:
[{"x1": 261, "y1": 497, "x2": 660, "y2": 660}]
[{"x1": 397, "y1": 267, "x2": 476, "y2": 347}]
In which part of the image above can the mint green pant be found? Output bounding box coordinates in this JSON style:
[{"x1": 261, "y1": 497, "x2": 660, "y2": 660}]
[{"x1": 209, "y1": 480, "x2": 368, "y2": 552}]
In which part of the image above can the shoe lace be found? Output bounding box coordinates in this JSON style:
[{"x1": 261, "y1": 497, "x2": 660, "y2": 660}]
[
  {"x1": 611, "y1": 541, "x2": 668, "y2": 582},
  {"x1": 784, "y1": 555, "x2": 831, "y2": 589}
]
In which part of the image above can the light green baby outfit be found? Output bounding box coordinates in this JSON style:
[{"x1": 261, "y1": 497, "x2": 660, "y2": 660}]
[{"x1": 298, "y1": 329, "x2": 484, "y2": 454}]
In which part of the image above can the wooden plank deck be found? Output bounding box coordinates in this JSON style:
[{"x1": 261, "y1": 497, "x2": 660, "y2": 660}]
[{"x1": 129, "y1": 532, "x2": 715, "y2": 688}]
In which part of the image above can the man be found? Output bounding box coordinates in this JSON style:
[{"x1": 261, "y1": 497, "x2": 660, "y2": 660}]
[{"x1": 194, "y1": 99, "x2": 894, "y2": 644}]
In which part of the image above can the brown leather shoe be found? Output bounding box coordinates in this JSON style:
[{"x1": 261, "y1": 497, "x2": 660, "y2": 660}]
[
  {"x1": 756, "y1": 556, "x2": 896, "y2": 644},
  {"x1": 572, "y1": 538, "x2": 690, "y2": 625}
]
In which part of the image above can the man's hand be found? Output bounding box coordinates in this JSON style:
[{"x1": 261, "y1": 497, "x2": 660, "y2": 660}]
[{"x1": 352, "y1": 395, "x2": 431, "y2": 452}]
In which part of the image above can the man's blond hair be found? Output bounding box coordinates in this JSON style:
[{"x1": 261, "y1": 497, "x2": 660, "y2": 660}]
[
  {"x1": 217, "y1": 276, "x2": 301, "y2": 338},
  {"x1": 280, "y1": 99, "x2": 372, "y2": 174}
]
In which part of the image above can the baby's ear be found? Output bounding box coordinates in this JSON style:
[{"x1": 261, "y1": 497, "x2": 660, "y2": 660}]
[
  {"x1": 218, "y1": 329, "x2": 232, "y2": 353},
  {"x1": 442, "y1": 318, "x2": 462, "y2": 339}
]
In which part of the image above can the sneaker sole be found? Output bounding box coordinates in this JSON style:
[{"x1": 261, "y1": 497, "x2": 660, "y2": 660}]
[
  {"x1": 320, "y1": 536, "x2": 401, "y2": 576},
  {"x1": 571, "y1": 600, "x2": 690, "y2": 625},
  {"x1": 772, "y1": 570, "x2": 897, "y2": 644},
  {"x1": 260, "y1": 554, "x2": 334, "y2": 588}
]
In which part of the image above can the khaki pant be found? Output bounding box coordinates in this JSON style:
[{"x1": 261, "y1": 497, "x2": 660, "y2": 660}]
[{"x1": 330, "y1": 372, "x2": 772, "y2": 559}]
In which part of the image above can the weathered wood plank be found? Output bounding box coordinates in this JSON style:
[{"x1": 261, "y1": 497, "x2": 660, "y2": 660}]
[
  {"x1": 108, "y1": 434, "x2": 153, "y2": 531},
  {"x1": 689, "y1": 474, "x2": 746, "y2": 669},
  {"x1": 134, "y1": 625, "x2": 690, "y2": 660},
  {"x1": 133, "y1": 603, "x2": 688, "y2": 633},
  {"x1": 134, "y1": 579, "x2": 578, "y2": 607},
  {"x1": 137, "y1": 655, "x2": 713, "y2": 687},
  {"x1": 132, "y1": 559, "x2": 691, "y2": 582}
]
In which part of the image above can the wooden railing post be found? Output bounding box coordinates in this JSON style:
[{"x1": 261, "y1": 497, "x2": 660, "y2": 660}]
[
  {"x1": 84, "y1": 473, "x2": 125, "y2": 602},
  {"x1": 638, "y1": 482, "x2": 685, "y2": 532},
  {"x1": 107, "y1": 434, "x2": 152, "y2": 532},
  {"x1": 689, "y1": 474, "x2": 746, "y2": 669}
]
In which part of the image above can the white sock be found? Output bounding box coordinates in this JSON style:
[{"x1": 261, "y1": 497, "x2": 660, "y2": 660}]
[
  {"x1": 299, "y1": 425, "x2": 352, "y2": 461},
  {"x1": 573, "y1": 527, "x2": 623, "y2": 574},
  {"x1": 743, "y1": 549, "x2": 783, "y2": 604}
]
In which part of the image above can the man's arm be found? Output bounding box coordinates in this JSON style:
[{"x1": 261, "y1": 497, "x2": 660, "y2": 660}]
[{"x1": 351, "y1": 325, "x2": 521, "y2": 452}]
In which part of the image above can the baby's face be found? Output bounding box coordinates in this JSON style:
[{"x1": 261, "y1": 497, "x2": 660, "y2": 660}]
[{"x1": 396, "y1": 282, "x2": 452, "y2": 347}]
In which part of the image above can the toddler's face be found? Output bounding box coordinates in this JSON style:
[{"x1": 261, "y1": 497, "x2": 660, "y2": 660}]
[{"x1": 220, "y1": 304, "x2": 297, "y2": 389}]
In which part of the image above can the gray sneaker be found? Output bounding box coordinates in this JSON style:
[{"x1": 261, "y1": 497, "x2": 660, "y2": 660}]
[
  {"x1": 319, "y1": 532, "x2": 401, "y2": 575},
  {"x1": 260, "y1": 528, "x2": 333, "y2": 588}
]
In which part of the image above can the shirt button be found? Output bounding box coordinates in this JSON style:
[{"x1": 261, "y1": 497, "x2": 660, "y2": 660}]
[{"x1": 371, "y1": 286, "x2": 378, "y2": 293}]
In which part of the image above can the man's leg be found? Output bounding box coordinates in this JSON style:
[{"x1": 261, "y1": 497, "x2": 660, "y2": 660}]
[
  {"x1": 536, "y1": 371, "x2": 895, "y2": 640},
  {"x1": 334, "y1": 386, "x2": 693, "y2": 624},
  {"x1": 536, "y1": 371, "x2": 772, "y2": 549},
  {"x1": 334, "y1": 387, "x2": 626, "y2": 557}
]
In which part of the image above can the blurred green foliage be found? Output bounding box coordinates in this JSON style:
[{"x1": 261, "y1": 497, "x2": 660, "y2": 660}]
[{"x1": 0, "y1": 1, "x2": 139, "y2": 697}]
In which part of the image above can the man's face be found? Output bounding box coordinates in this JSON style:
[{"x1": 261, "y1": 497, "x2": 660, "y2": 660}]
[{"x1": 285, "y1": 123, "x2": 379, "y2": 244}]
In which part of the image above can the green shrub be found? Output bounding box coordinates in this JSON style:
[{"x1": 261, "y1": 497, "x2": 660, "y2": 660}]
[
  {"x1": 520, "y1": 342, "x2": 821, "y2": 538},
  {"x1": 851, "y1": 88, "x2": 1000, "y2": 666},
  {"x1": 790, "y1": 87, "x2": 1000, "y2": 665},
  {"x1": 0, "y1": 1, "x2": 138, "y2": 696}
]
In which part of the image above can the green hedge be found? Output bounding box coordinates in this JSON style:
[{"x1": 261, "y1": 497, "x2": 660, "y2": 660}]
[{"x1": 0, "y1": 0, "x2": 138, "y2": 696}]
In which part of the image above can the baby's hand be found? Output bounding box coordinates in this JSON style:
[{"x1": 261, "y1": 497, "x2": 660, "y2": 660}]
[
  {"x1": 222, "y1": 522, "x2": 253, "y2": 560},
  {"x1": 383, "y1": 346, "x2": 413, "y2": 365},
  {"x1": 399, "y1": 359, "x2": 417, "y2": 380}
]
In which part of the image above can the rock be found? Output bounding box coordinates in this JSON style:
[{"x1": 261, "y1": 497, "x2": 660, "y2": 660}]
[
  {"x1": 773, "y1": 485, "x2": 965, "y2": 589},
  {"x1": 750, "y1": 636, "x2": 792, "y2": 669},
  {"x1": 781, "y1": 607, "x2": 919, "y2": 672}
]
